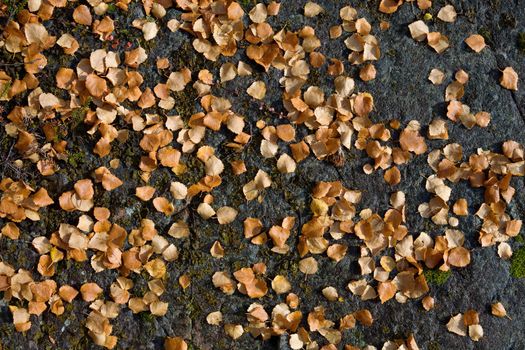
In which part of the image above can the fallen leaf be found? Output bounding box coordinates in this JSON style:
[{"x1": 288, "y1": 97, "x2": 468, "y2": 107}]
[
  {"x1": 428, "y1": 68, "x2": 445, "y2": 85},
  {"x1": 80, "y1": 283, "x2": 103, "y2": 302},
  {"x1": 491, "y1": 302, "x2": 508, "y2": 318},
  {"x1": 299, "y1": 257, "x2": 318, "y2": 275},
  {"x1": 465, "y1": 34, "x2": 486, "y2": 53},
  {"x1": 73, "y1": 5, "x2": 92, "y2": 25},
  {"x1": 304, "y1": 2, "x2": 324, "y2": 17},
  {"x1": 447, "y1": 313, "x2": 467, "y2": 336},
  {"x1": 500, "y1": 67, "x2": 518, "y2": 91},
  {"x1": 437, "y1": 5, "x2": 457, "y2": 22},
  {"x1": 408, "y1": 21, "x2": 429, "y2": 42},
  {"x1": 247, "y1": 81, "x2": 266, "y2": 100},
  {"x1": 164, "y1": 337, "x2": 187, "y2": 350}
]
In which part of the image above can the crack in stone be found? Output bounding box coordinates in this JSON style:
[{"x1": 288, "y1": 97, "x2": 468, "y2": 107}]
[{"x1": 509, "y1": 90, "x2": 525, "y2": 126}]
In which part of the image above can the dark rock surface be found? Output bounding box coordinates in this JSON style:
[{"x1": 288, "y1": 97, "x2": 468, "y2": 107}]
[{"x1": 0, "y1": 0, "x2": 524, "y2": 349}]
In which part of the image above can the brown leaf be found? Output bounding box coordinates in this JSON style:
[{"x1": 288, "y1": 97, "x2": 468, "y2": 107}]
[
  {"x1": 377, "y1": 281, "x2": 397, "y2": 303},
  {"x1": 384, "y1": 166, "x2": 401, "y2": 185},
  {"x1": 465, "y1": 34, "x2": 486, "y2": 53},
  {"x1": 379, "y1": 0, "x2": 403, "y2": 14},
  {"x1": 164, "y1": 337, "x2": 188, "y2": 350},
  {"x1": 74, "y1": 179, "x2": 94, "y2": 200},
  {"x1": 500, "y1": 67, "x2": 518, "y2": 91},
  {"x1": 73, "y1": 5, "x2": 92, "y2": 25},
  {"x1": 491, "y1": 302, "x2": 508, "y2": 318},
  {"x1": 437, "y1": 5, "x2": 457, "y2": 22},
  {"x1": 354, "y1": 309, "x2": 373, "y2": 326},
  {"x1": 447, "y1": 246, "x2": 471, "y2": 267},
  {"x1": 400, "y1": 129, "x2": 427, "y2": 155},
  {"x1": 85, "y1": 74, "x2": 107, "y2": 98},
  {"x1": 1, "y1": 222, "x2": 20, "y2": 240},
  {"x1": 80, "y1": 283, "x2": 103, "y2": 302}
]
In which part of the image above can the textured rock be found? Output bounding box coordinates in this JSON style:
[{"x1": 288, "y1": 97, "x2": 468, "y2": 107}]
[{"x1": 0, "y1": 0, "x2": 524, "y2": 349}]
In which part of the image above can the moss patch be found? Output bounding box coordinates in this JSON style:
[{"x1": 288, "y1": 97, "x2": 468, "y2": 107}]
[
  {"x1": 510, "y1": 247, "x2": 525, "y2": 278},
  {"x1": 4, "y1": 0, "x2": 28, "y2": 18},
  {"x1": 423, "y1": 269, "x2": 451, "y2": 286},
  {"x1": 67, "y1": 152, "x2": 85, "y2": 168},
  {"x1": 478, "y1": 27, "x2": 493, "y2": 44}
]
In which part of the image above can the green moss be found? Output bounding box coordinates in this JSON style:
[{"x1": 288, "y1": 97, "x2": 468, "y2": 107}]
[
  {"x1": 510, "y1": 247, "x2": 525, "y2": 278},
  {"x1": 300, "y1": 282, "x2": 313, "y2": 296},
  {"x1": 478, "y1": 27, "x2": 493, "y2": 44},
  {"x1": 4, "y1": 0, "x2": 28, "y2": 18},
  {"x1": 0, "y1": 81, "x2": 11, "y2": 100},
  {"x1": 70, "y1": 336, "x2": 92, "y2": 350},
  {"x1": 490, "y1": 0, "x2": 502, "y2": 10},
  {"x1": 67, "y1": 152, "x2": 85, "y2": 167},
  {"x1": 106, "y1": 3, "x2": 117, "y2": 13},
  {"x1": 202, "y1": 290, "x2": 219, "y2": 308},
  {"x1": 33, "y1": 329, "x2": 45, "y2": 343},
  {"x1": 173, "y1": 90, "x2": 197, "y2": 119},
  {"x1": 231, "y1": 260, "x2": 245, "y2": 271},
  {"x1": 238, "y1": 0, "x2": 256, "y2": 10},
  {"x1": 347, "y1": 329, "x2": 366, "y2": 348},
  {"x1": 514, "y1": 233, "x2": 525, "y2": 244},
  {"x1": 427, "y1": 341, "x2": 440, "y2": 350},
  {"x1": 277, "y1": 258, "x2": 299, "y2": 276},
  {"x1": 307, "y1": 68, "x2": 322, "y2": 87},
  {"x1": 386, "y1": 49, "x2": 397, "y2": 58},
  {"x1": 518, "y1": 32, "x2": 525, "y2": 54},
  {"x1": 69, "y1": 98, "x2": 90, "y2": 129},
  {"x1": 423, "y1": 269, "x2": 451, "y2": 286},
  {"x1": 220, "y1": 228, "x2": 242, "y2": 247},
  {"x1": 141, "y1": 311, "x2": 156, "y2": 323}
]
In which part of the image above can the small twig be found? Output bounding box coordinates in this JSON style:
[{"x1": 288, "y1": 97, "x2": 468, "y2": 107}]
[{"x1": 0, "y1": 61, "x2": 26, "y2": 67}]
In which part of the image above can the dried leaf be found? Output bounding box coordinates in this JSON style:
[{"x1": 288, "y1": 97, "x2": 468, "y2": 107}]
[
  {"x1": 447, "y1": 247, "x2": 471, "y2": 267},
  {"x1": 491, "y1": 302, "x2": 508, "y2": 318},
  {"x1": 299, "y1": 257, "x2": 318, "y2": 275},
  {"x1": 224, "y1": 324, "x2": 244, "y2": 339},
  {"x1": 428, "y1": 32, "x2": 450, "y2": 53},
  {"x1": 143, "y1": 22, "x2": 158, "y2": 41},
  {"x1": 497, "y1": 242, "x2": 512, "y2": 260},
  {"x1": 422, "y1": 296, "x2": 435, "y2": 311},
  {"x1": 437, "y1": 5, "x2": 457, "y2": 23},
  {"x1": 377, "y1": 281, "x2": 397, "y2": 303},
  {"x1": 216, "y1": 206, "x2": 238, "y2": 225},
  {"x1": 465, "y1": 34, "x2": 486, "y2": 53},
  {"x1": 354, "y1": 309, "x2": 373, "y2": 326},
  {"x1": 271, "y1": 275, "x2": 291, "y2": 294},
  {"x1": 136, "y1": 186, "x2": 156, "y2": 201},
  {"x1": 220, "y1": 63, "x2": 237, "y2": 83},
  {"x1": 206, "y1": 311, "x2": 223, "y2": 325},
  {"x1": 469, "y1": 324, "x2": 483, "y2": 341},
  {"x1": 500, "y1": 67, "x2": 518, "y2": 91},
  {"x1": 164, "y1": 337, "x2": 187, "y2": 350},
  {"x1": 210, "y1": 241, "x2": 224, "y2": 258},
  {"x1": 73, "y1": 5, "x2": 92, "y2": 25},
  {"x1": 408, "y1": 21, "x2": 429, "y2": 42},
  {"x1": 304, "y1": 2, "x2": 324, "y2": 17},
  {"x1": 247, "y1": 81, "x2": 266, "y2": 100},
  {"x1": 80, "y1": 283, "x2": 103, "y2": 302},
  {"x1": 322, "y1": 286, "x2": 339, "y2": 301},
  {"x1": 85, "y1": 74, "x2": 107, "y2": 98},
  {"x1": 447, "y1": 313, "x2": 467, "y2": 336},
  {"x1": 428, "y1": 68, "x2": 445, "y2": 85}
]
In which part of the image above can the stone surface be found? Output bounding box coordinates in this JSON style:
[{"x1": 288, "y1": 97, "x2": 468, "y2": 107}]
[{"x1": 0, "y1": 0, "x2": 524, "y2": 349}]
